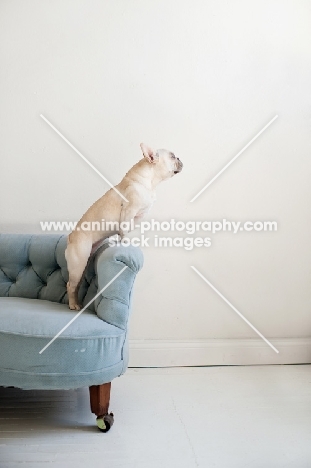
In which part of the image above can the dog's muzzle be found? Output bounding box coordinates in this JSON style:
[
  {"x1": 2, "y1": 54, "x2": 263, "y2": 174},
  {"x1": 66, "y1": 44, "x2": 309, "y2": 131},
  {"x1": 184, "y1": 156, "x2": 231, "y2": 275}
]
[{"x1": 174, "y1": 160, "x2": 183, "y2": 174}]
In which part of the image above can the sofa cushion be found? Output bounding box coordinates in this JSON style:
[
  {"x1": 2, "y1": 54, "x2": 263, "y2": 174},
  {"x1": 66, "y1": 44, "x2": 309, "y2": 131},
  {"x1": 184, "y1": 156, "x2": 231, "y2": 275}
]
[{"x1": 0, "y1": 297, "x2": 125, "y2": 389}]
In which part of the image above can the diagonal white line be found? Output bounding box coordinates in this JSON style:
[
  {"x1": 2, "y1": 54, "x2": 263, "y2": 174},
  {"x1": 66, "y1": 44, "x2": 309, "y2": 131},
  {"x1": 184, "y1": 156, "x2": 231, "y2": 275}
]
[
  {"x1": 40, "y1": 114, "x2": 129, "y2": 203},
  {"x1": 191, "y1": 266, "x2": 279, "y2": 353},
  {"x1": 190, "y1": 115, "x2": 278, "y2": 202},
  {"x1": 39, "y1": 265, "x2": 128, "y2": 354}
]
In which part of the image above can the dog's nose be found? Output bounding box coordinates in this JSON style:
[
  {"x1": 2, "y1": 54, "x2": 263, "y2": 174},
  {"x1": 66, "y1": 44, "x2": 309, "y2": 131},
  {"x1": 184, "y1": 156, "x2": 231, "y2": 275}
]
[{"x1": 177, "y1": 157, "x2": 180, "y2": 161}]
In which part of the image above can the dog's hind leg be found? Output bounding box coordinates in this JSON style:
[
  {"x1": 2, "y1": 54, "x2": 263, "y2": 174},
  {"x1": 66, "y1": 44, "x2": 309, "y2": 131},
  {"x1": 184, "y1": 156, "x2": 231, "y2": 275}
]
[{"x1": 65, "y1": 237, "x2": 92, "y2": 310}]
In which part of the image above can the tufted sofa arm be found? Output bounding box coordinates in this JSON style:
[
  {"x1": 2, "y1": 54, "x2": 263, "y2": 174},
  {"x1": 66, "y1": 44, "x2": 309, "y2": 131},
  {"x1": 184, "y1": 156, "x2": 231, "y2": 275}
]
[
  {"x1": 0, "y1": 235, "x2": 144, "y2": 320},
  {"x1": 94, "y1": 245, "x2": 144, "y2": 330}
]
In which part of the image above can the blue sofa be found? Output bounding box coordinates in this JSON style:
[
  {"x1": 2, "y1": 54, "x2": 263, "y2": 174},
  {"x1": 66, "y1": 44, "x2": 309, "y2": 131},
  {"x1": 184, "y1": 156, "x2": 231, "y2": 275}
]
[{"x1": 0, "y1": 234, "x2": 143, "y2": 431}]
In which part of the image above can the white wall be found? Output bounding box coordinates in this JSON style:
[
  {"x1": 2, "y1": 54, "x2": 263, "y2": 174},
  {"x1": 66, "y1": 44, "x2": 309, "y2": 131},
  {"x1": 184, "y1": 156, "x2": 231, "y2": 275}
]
[{"x1": 1, "y1": 0, "x2": 311, "y2": 364}]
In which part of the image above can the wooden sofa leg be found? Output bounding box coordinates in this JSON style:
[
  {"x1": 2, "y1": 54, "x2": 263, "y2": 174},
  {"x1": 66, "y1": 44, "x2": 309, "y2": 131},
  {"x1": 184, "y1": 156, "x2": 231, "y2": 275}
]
[{"x1": 89, "y1": 383, "x2": 114, "y2": 433}]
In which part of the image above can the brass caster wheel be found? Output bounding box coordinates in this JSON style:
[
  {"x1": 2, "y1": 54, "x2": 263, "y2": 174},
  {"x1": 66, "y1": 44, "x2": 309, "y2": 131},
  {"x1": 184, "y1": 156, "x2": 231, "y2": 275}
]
[{"x1": 96, "y1": 412, "x2": 114, "y2": 433}]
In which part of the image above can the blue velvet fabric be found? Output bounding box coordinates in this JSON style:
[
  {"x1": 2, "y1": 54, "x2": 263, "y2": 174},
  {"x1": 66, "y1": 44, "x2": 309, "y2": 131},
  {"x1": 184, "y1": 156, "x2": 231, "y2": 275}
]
[{"x1": 0, "y1": 234, "x2": 143, "y2": 390}]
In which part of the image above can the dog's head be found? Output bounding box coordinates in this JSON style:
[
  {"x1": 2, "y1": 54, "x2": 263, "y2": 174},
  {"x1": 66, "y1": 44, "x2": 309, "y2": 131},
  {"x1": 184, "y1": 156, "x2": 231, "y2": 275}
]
[{"x1": 140, "y1": 143, "x2": 183, "y2": 181}]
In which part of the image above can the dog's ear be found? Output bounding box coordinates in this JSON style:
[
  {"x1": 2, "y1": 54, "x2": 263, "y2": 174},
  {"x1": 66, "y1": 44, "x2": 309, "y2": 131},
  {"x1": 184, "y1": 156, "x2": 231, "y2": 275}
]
[{"x1": 140, "y1": 143, "x2": 158, "y2": 164}]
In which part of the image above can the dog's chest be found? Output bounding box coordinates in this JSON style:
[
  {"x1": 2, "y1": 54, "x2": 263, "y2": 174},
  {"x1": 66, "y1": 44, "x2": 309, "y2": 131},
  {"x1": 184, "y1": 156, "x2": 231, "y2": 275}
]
[{"x1": 136, "y1": 193, "x2": 156, "y2": 218}]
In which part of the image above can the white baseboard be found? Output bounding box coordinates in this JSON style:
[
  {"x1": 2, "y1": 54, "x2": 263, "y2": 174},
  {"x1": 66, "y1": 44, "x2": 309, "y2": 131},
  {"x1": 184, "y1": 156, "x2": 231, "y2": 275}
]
[{"x1": 129, "y1": 338, "x2": 311, "y2": 367}]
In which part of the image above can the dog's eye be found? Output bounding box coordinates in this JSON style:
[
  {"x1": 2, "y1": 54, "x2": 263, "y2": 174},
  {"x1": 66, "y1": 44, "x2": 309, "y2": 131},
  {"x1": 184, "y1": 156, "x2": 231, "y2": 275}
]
[{"x1": 170, "y1": 153, "x2": 176, "y2": 159}]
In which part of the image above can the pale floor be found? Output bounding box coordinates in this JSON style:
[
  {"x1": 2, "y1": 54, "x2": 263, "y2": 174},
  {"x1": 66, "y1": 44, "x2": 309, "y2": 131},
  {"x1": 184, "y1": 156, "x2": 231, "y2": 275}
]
[{"x1": 1, "y1": 365, "x2": 311, "y2": 468}]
